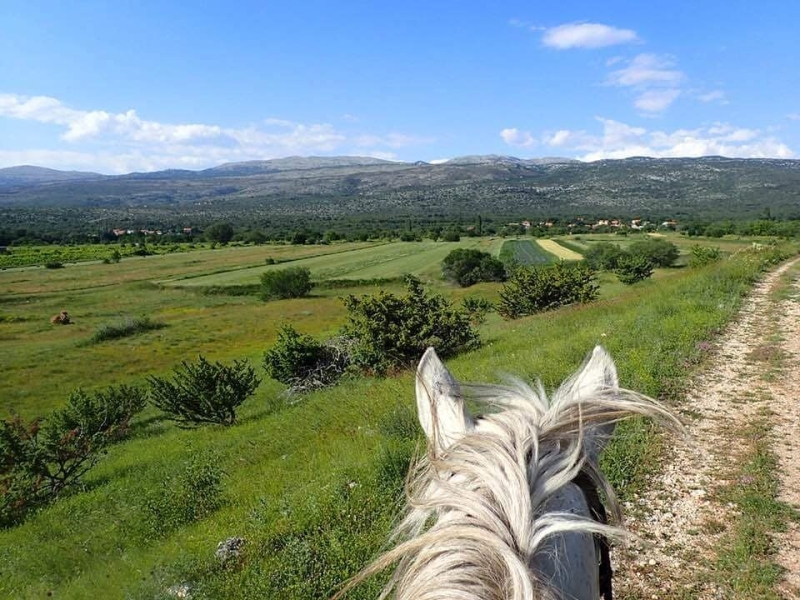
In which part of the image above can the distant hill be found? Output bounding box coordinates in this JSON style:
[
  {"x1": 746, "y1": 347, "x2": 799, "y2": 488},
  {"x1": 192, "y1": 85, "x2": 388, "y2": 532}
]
[
  {"x1": 1, "y1": 155, "x2": 799, "y2": 223},
  {"x1": 203, "y1": 155, "x2": 397, "y2": 176},
  {"x1": 0, "y1": 165, "x2": 104, "y2": 186}
]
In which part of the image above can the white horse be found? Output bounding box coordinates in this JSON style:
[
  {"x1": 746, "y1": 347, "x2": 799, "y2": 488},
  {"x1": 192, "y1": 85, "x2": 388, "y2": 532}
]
[{"x1": 336, "y1": 345, "x2": 678, "y2": 600}]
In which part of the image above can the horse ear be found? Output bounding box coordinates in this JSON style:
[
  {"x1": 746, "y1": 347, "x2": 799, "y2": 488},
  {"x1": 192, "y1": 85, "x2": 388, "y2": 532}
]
[
  {"x1": 571, "y1": 346, "x2": 619, "y2": 464},
  {"x1": 571, "y1": 345, "x2": 619, "y2": 399},
  {"x1": 416, "y1": 347, "x2": 474, "y2": 452}
]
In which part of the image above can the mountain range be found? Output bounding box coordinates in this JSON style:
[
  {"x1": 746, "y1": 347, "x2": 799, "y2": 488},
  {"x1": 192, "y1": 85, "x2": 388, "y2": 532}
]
[{"x1": 1, "y1": 155, "x2": 798, "y2": 222}]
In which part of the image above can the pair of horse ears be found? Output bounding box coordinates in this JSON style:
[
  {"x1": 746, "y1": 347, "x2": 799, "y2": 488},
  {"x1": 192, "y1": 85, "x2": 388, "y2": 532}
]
[{"x1": 415, "y1": 346, "x2": 619, "y2": 452}]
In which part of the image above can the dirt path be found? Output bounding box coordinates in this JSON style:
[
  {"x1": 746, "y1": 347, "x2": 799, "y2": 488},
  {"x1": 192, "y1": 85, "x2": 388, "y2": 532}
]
[{"x1": 614, "y1": 258, "x2": 800, "y2": 599}]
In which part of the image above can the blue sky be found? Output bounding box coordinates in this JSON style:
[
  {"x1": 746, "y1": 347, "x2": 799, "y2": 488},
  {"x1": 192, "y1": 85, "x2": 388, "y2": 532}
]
[{"x1": 1, "y1": 0, "x2": 798, "y2": 173}]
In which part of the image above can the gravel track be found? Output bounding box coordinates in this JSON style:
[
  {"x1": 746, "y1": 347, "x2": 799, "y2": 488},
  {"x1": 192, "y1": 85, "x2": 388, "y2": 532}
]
[{"x1": 613, "y1": 258, "x2": 800, "y2": 599}]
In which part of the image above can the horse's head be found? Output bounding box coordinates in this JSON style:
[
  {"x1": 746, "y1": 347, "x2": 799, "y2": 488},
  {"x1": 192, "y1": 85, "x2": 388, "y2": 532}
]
[{"x1": 337, "y1": 346, "x2": 677, "y2": 600}]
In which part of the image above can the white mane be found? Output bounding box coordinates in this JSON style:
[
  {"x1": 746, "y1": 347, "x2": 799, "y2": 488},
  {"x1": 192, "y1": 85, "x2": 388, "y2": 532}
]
[{"x1": 335, "y1": 346, "x2": 679, "y2": 600}]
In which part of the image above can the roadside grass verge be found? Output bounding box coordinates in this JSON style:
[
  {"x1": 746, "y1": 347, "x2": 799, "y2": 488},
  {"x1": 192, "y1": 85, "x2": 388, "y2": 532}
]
[
  {"x1": 0, "y1": 245, "x2": 795, "y2": 599},
  {"x1": 89, "y1": 316, "x2": 166, "y2": 343}
]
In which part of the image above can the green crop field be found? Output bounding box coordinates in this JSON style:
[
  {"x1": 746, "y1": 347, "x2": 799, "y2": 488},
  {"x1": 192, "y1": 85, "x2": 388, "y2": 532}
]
[
  {"x1": 499, "y1": 239, "x2": 558, "y2": 265},
  {"x1": 0, "y1": 233, "x2": 796, "y2": 600},
  {"x1": 164, "y1": 239, "x2": 504, "y2": 288}
]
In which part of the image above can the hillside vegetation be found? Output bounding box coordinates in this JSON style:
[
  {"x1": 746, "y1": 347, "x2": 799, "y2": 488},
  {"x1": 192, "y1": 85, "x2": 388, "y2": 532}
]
[
  {"x1": 2, "y1": 157, "x2": 800, "y2": 239},
  {"x1": 0, "y1": 234, "x2": 795, "y2": 598}
]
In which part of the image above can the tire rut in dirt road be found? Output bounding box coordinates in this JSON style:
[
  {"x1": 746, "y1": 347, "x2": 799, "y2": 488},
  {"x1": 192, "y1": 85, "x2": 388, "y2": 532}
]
[{"x1": 612, "y1": 258, "x2": 800, "y2": 600}]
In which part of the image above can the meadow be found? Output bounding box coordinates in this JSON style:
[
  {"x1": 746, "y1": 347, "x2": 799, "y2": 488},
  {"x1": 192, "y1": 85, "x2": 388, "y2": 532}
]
[{"x1": 0, "y1": 233, "x2": 793, "y2": 599}]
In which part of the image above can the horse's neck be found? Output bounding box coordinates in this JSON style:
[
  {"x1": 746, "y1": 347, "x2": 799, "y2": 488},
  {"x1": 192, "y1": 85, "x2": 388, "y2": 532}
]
[{"x1": 531, "y1": 482, "x2": 600, "y2": 600}]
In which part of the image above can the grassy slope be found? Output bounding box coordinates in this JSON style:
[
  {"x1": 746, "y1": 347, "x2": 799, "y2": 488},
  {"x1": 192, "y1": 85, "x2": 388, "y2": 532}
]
[{"x1": 1, "y1": 243, "x2": 795, "y2": 599}]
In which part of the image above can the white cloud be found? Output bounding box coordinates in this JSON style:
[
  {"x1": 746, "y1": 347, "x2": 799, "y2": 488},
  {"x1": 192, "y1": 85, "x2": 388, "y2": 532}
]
[
  {"x1": 698, "y1": 90, "x2": 727, "y2": 103},
  {"x1": 788, "y1": 113, "x2": 800, "y2": 121},
  {"x1": 634, "y1": 89, "x2": 681, "y2": 113},
  {"x1": 536, "y1": 117, "x2": 793, "y2": 160},
  {"x1": 542, "y1": 22, "x2": 638, "y2": 49},
  {"x1": 500, "y1": 127, "x2": 536, "y2": 147},
  {"x1": 606, "y1": 54, "x2": 684, "y2": 88},
  {"x1": 603, "y1": 54, "x2": 685, "y2": 114},
  {"x1": 0, "y1": 93, "x2": 431, "y2": 173}
]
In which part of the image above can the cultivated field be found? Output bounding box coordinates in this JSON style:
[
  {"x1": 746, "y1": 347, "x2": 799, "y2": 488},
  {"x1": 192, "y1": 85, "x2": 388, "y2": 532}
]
[
  {"x1": 535, "y1": 238, "x2": 583, "y2": 260},
  {"x1": 164, "y1": 238, "x2": 504, "y2": 288},
  {"x1": 498, "y1": 239, "x2": 557, "y2": 265},
  {"x1": 0, "y1": 233, "x2": 795, "y2": 599}
]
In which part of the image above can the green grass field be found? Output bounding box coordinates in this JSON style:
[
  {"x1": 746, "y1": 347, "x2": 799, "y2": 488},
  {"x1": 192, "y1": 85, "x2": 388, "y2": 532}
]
[
  {"x1": 0, "y1": 234, "x2": 795, "y2": 599},
  {"x1": 499, "y1": 239, "x2": 557, "y2": 265}
]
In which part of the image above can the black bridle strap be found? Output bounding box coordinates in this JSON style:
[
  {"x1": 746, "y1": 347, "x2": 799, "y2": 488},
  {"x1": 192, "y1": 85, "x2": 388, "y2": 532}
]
[{"x1": 573, "y1": 470, "x2": 613, "y2": 600}]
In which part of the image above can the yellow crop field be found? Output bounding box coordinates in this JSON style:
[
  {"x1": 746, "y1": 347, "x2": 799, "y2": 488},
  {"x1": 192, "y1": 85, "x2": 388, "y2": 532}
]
[{"x1": 536, "y1": 239, "x2": 583, "y2": 260}]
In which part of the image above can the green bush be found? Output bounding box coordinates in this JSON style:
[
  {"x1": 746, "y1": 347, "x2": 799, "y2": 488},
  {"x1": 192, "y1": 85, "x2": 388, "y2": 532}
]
[
  {"x1": 583, "y1": 242, "x2": 625, "y2": 270},
  {"x1": 689, "y1": 245, "x2": 722, "y2": 267},
  {"x1": 44, "y1": 261, "x2": 64, "y2": 269},
  {"x1": 461, "y1": 295, "x2": 494, "y2": 324},
  {"x1": 627, "y1": 238, "x2": 679, "y2": 267},
  {"x1": 0, "y1": 385, "x2": 145, "y2": 527},
  {"x1": 148, "y1": 356, "x2": 261, "y2": 426},
  {"x1": 263, "y1": 325, "x2": 350, "y2": 391},
  {"x1": 441, "y1": 248, "x2": 507, "y2": 287},
  {"x1": 260, "y1": 267, "x2": 313, "y2": 300},
  {"x1": 55, "y1": 385, "x2": 147, "y2": 442},
  {"x1": 498, "y1": 262, "x2": 599, "y2": 319},
  {"x1": 90, "y1": 316, "x2": 165, "y2": 343},
  {"x1": 614, "y1": 254, "x2": 654, "y2": 285},
  {"x1": 342, "y1": 275, "x2": 480, "y2": 374}
]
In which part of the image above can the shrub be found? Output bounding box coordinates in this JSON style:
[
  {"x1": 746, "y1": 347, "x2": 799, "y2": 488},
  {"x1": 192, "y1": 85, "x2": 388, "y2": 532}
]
[
  {"x1": 461, "y1": 295, "x2": 494, "y2": 325},
  {"x1": 614, "y1": 254, "x2": 654, "y2": 285},
  {"x1": 0, "y1": 385, "x2": 145, "y2": 527},
  {"x1": 583, "y1": 242, "x2": 625, "y2": 271},
  {"x1": 55, "y1": 385, "x2": 147, "y2": 442},
  {"x1": 442, "y1": 248, "x2": 507, "y2": 287},
  {"x1": 263, "y1": 325, "x2": 351, "y2": 391},
  {"x1": 343, "y1": 275, "x2": 480, "y2": 374},
  {"x1": 44, "y1": 261, "x2": 64, "y2": 269},
  {"x1": 689, "y1": 245, "x2": 722, "y2": 267},
  {"x1": 148, "y1": 356, "x2": 261, "y2": 426},
  {"x1": 498, "y1": 262, "x2": 599, "y2": 319},
  {"x1": 627, "y1": 239, "x2": 679, "y2": 268},
  {"x1": 442, "y1": 230, "x2": 461, "y2": 242},
  {"x1": 90, "y1": 316, "x2": 165, "y2": 343},
  {"x1": 260, "y1": 267, "x2": 313, "y2": 300}
]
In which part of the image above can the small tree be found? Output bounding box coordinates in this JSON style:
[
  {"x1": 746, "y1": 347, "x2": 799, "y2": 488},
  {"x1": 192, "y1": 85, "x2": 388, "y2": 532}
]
[
  {"x1": 0, "y1": 385, "x2": 146, "y2": 526},
  {"x1": 583, "y1": 242, "x2": 625, "y2": 271},
  {"x1": 205, "y1": 222, "x2": 235, "y2": 245},
  {"x1": 627, "y1": 239, "x2": 679, "y2": 268},
  {"x1": 442, "y1": 248, "x2": 507, "y2": 287},
  {"x1": 614, "y1": 254, "x2": 654, "y2": 285},
  {"x1": 148, "y1": 356, "x2": 260, "y2": 426},
  {"x1": 260, "y1": 267, "x2": 313, "y2": 300},
  {"x1": 498, "y1": 262, "x2": 598, "y2": 319},
  {"x1": 343, "y1": 275, "x2": 479, "y2": 374}
]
